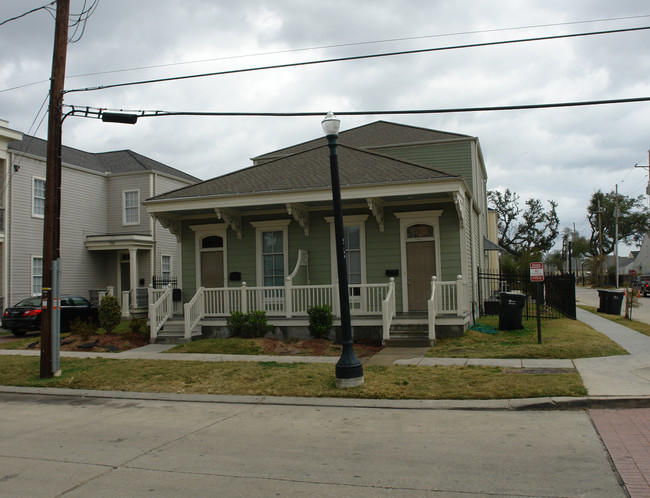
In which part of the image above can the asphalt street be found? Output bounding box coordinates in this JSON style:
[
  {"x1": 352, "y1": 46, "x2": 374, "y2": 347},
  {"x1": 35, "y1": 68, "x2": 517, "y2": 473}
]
[{"x1": 0, "y1": 392, "x2": 626, "y2": 497}]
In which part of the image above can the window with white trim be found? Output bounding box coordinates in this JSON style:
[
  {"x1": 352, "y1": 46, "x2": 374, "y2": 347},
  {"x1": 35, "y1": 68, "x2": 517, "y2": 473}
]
[
  {"x1": 32, "y1": 177, "x2": 45, "y2": 218},
  {"x1": 31, "y1": 256, "x2": 43, "y2": 296},
  {"x1": 123, "y1": 190, "x2": 139, "y2": 225},
  {"x1": 250, "y1": 220, "x2": 290, "y2": 287},
  {"x1": 325, "y1": 215, "x2": 367, "y2": 291},
  {"x1": 262, "y1": 231, "x2": 284, "y2": 286},
  {"x1": 161, "y1": 255, "x2": 172, "y2": 283},
  {"x1": 344, "y1": 225, "x2": 362, "y2": 286}
]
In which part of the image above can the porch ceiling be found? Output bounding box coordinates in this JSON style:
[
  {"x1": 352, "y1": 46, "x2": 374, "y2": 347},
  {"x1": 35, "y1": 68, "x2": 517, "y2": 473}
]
[
  {"x1": 147, "y1": 190, "x2": 454, "y2": 219},
  {"x1": 85, "y1": 233, "x2": 154, "y2": 251}
]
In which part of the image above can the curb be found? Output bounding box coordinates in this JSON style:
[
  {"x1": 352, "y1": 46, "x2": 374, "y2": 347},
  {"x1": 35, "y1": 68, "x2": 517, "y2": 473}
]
[{"x1": 2, "y1": 385, "x2": 650, "y2": 411}]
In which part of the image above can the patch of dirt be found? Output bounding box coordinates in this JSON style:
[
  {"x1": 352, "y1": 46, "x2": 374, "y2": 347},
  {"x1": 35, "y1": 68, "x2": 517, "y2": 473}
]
[
  {"x1": 252, "y1": 338, "x2": 382, "y2": 358},
  {"x1": 22, "y1": 333, "x2": 150, "y2": 353}
]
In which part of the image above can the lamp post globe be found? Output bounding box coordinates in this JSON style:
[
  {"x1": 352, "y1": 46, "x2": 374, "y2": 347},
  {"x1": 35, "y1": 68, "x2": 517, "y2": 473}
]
[{"x1": 322, "y1": 112, "x2": 364, "y2": 388}]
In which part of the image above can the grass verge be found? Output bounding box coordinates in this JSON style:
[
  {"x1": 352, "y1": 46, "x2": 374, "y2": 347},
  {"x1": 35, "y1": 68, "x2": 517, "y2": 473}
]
[
  {"x1": 167, "y1": 338, "x2": 264, "y2": 355},
  {"x1": 427, "y1": 316, "x2": 627, "y2": 359},
  {"x1": 578, "y1": 305, "x2": 650, "y2": 338},
  {"x1": 0, "y1": 356, "x2": 586, "y2": 400}
]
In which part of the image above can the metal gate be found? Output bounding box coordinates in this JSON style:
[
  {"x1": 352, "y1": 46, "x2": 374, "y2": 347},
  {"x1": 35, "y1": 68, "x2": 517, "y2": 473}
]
[{"x1": 478, "y1": 269, "x2": 576, "y2": 319}]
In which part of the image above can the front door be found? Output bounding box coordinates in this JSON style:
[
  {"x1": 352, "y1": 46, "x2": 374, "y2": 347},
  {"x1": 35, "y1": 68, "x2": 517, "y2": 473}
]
[
  {"x1": 200, "y1": 251, "x2": 224, "y2": 287},
  {"x1": 406, "y1": 240, "x2": 436, "y2": 311}
]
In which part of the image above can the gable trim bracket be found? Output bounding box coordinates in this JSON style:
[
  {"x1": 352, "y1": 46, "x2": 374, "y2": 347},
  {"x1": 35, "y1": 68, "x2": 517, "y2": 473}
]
[
  {"x1": 367, "y1": 198, "x2": 385, "y2": 232},
  {"x1": 286, "y1": 203, "x2": 309, "y2": 236},
  {"x1": 153, "y1": 214, "x2": 181, "y2": 242},
  {"x1": 453, "y1": 192, "x2": 465, "y2": 228},
  {"x1": 216, "y1": 208, "x2": 242, "y2": 239}
]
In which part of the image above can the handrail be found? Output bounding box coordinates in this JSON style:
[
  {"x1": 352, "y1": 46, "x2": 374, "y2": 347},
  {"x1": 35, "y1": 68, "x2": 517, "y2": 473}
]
[
  {"x1": 149, "y1": 284, "x2": 173, "y2": 340},
  {"x1": 382, "y1": 278, "x2": 396, "y2": 340},
  {"x1": 183, "y1": 287, "x2": 205, "y2": 339},
  {"x1": 427, "y1": 276, "x2": 437, "y2": 343}
]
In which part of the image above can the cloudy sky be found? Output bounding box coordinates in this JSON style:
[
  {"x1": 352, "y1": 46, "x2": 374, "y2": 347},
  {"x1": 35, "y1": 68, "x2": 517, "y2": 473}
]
[{"x1": 1, "y1": 0, "x2": 649, "y2": 251}]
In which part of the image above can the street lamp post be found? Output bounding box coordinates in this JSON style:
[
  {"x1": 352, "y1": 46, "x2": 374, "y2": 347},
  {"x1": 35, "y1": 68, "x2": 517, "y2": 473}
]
[{"x1": 322, "y1": 112, "x2": 364, "y2": 388}]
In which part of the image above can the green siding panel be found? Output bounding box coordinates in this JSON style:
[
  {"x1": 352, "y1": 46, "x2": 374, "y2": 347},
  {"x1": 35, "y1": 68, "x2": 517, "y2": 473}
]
[{"x1": 374, "y1": 141, "x2": 474, "y2": 191}]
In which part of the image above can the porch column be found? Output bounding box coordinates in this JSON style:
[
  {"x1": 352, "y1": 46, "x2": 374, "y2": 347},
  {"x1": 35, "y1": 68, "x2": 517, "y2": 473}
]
[{"x1": 129, "y1": 248, "x2": 137, "y2": 292}]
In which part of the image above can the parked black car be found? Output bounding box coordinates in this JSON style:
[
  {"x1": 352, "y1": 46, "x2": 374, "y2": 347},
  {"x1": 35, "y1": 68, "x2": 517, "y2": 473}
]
[
  {"x1": 632, "y1": 275, "x2": 650, "y2": 297},
  {"x1": 2, "y1": 295, "x2": 98, "y2": 337}
]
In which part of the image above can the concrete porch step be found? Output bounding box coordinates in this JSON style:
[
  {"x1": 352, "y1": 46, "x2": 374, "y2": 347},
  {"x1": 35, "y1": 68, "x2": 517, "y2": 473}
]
[{"x1": 384, "y1": 324, "x2": 433, "y2": 347}]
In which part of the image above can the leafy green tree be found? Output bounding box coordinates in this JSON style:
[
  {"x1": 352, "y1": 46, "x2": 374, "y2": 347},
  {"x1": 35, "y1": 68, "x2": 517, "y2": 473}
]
[
  {"x1": 587, "y1": 190, "x2": 650, "y2": 256},
  {"x1": 488, "y1": 189, "x2": 559, "y2": 256}
]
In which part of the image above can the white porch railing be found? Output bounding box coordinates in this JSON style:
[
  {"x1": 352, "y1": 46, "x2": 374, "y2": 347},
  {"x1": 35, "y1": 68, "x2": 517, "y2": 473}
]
[
  {"x1": 182, "y1": 280, "x2": 393, "y2": 339},
  {"x1": 427, "y1": 276, "x2": 437, "y2": 343},
  {"x1": 166, "y1": 276, "x2": 469, "y2": 341},
  {"x1": 149, "y1": 284, "x2": 174, "y2": 341},
  {"x1": 382, "y1": 278, "x2": 396, "y2": 340},
  {"x1": 436, "y1": 275, "x2": 468, "y2": 315}
]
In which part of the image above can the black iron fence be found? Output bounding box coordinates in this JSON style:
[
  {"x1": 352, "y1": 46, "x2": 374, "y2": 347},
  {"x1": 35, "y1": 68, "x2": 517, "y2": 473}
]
[
  {"x1": 478, "y1": 269, "x2": 576, "y2": 320},
  {"x1": 152, "y1": 276, "x2": 178, "y2": 289}
]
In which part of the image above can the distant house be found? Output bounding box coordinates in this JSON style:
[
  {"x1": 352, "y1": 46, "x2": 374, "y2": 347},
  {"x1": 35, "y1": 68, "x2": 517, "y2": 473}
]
[
  {"x1": 0, "y1": 119, "x2": 199, "y2": 314},
  {"x1": 144, "y1": 120, "x2": 491, "y2": 344},
  {"x1": 625, "y1": 234, "x2": 650, "y2": 276}
]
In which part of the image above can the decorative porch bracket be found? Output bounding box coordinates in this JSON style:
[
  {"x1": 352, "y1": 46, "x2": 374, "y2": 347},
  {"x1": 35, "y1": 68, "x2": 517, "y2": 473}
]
[
  {"x1": 367, "y1": 198, "x2": 384, "y2": 232},
  {"x1": 286, "y1": 203, "x2": 309, "y2": 236},
  {"x1": 453, "y1": 192, "x2": 465, "y2": 228},
  {"x1": 216, "y1": 209, "x2": 242, "y2": 239},
  {"x1": 153, "y1": 215, "x2": 181, "y2": 242}
]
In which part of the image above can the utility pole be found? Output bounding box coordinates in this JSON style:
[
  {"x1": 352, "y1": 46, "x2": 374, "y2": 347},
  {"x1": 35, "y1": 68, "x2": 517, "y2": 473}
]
[
  {"x1": 41, "y1": 0, "x2": 69, "y2": 378},
  {"x1": 615, "y1": 184, "x2": 619, "y2": 288},
  {"x1": 598, "y1": 198, "x2": 604, "y2": 286}
]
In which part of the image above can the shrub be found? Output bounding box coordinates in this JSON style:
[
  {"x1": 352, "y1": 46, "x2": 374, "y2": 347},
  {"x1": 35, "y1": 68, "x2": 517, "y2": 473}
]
[
  {"x1": 98, "y1": 295, "x2": 122, "y2": 333},
  {"x1": 69, "y1": 317, "x2": 96, "y2": 340},
  {"x1": 128, "y1": 317, "x2": 149, "y2": 337},
  {"x1": 227, "y1": 311, "x2": 273, "y2": 338},
  {"x1": 307, "y1": 305, "x2": 333, "y2": 339}
]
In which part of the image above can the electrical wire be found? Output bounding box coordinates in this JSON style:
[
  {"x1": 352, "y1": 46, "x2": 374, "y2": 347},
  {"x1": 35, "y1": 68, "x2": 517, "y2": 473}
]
[
  {"x1": 0, "y1": 1, "x2": 55, "y2": 27},
  {"x1": 63, "y1": 96, "x2": 650, "y2": 120},
  {"x1": 64, "y1": 25, "x2": 650, "y2": 94},
  {"x1": 68, "y1": 0, "x2": 100, "y2": 44},
  {"x1": 56, "y1": 13, "x2": 650, "y2": 80}
]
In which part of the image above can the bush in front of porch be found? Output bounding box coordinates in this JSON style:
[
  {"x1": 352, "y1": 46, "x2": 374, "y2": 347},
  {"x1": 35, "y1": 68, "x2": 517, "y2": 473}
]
[
  {"x1": 307, "y1": 305, "x2": 333, "y2": 340},
  {"x1": 227, "y1": 311, "x2": 274, "y2": 338}
]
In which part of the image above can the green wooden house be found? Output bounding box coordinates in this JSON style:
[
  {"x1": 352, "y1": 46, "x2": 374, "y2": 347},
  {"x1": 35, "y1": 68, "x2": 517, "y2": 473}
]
[{"x1": 143, "y1": 120, "x2": 490, "y2": 344}]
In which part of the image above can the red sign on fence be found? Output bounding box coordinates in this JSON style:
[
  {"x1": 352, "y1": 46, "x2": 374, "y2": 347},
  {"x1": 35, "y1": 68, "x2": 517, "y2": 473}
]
[{"x1": 530, "y1": 262, "x2": 544, "y2": 282}]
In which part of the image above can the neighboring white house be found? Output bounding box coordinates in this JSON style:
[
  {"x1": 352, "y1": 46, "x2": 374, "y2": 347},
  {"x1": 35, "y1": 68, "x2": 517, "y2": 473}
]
[
  {"x1": 0, "y1": 119, "x2": 199, "y2": 313},
  {"x1": 625, "y1": 233, "x2": 650, "y2": 276}
]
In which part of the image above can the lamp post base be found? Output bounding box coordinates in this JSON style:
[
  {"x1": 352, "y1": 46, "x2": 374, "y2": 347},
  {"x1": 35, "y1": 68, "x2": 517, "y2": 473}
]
[
  {"x1": 335, "y1": 374, "x2": 364, "y2": 389},
  {"x1": 335, "y1": 348, "x2": 364, "y2": 388}
]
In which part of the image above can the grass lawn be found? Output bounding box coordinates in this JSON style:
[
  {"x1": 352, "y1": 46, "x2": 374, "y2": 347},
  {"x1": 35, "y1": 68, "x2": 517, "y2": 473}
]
[
  {"x1": 0, "y1": 356, "x2": 586, "y2": 400},
  {"x1": 578, "y1": 305, "x2": 650, "y2": 338},
  {"x1": 427, "y1": 316, "x2": 627, "y2": 359},
  {"x1": 167, "y1": 338, "x2": 264, "y2": 355}
]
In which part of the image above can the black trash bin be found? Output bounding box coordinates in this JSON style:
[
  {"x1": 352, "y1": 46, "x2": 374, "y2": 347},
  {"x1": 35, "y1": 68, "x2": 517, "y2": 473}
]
[
  {"x1": 597, "y1": 289, "x2": 624, "y2": 315},
  {"x1": 499, "y1": 292, "x2": 527, "y2": 330}
]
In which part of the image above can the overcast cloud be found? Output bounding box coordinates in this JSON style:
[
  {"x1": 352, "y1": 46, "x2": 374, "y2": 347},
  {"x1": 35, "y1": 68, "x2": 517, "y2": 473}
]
[{"x1": 1, "y1": 0, "x2": 649, "y2": 251}]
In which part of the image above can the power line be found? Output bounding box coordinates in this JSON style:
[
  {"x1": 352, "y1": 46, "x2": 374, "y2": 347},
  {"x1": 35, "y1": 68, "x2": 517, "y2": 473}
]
[
  {"x1": 63, "y1": 95, "x2": 650, "y2": 121},
  {"x1": 65, "y1": 25, "x2": 650, "y2": 94},
  {"x1": 0, "y1": 1, "x2": 55, "y2": 27},
  {"x1": 52, "y1": 13, "x2": 650, "y2": 80}
]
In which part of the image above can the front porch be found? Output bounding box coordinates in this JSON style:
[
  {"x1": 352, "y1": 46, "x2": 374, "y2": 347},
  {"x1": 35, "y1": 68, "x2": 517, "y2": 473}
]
[{"x1": 148, "y1": 276, "x2": 472, "y2": 345}]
